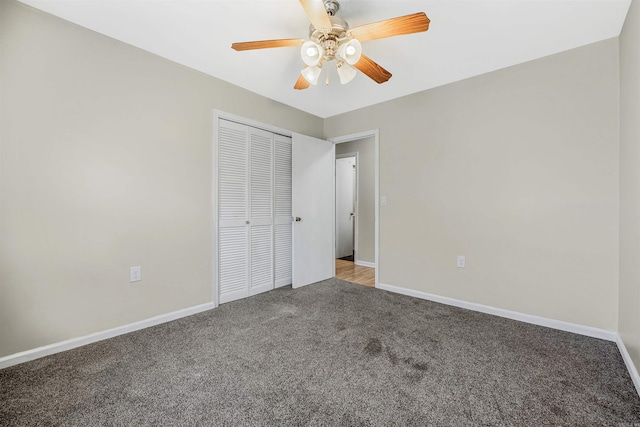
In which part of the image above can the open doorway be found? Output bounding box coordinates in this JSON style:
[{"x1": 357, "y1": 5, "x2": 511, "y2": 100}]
[{"x1": 333, "y1": 134, "x2": 378, "y2": 287}]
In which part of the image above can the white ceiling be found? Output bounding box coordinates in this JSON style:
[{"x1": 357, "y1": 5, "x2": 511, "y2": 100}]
[{"x1": 19, "y1": 0, "x2": 631, "y2": 118}]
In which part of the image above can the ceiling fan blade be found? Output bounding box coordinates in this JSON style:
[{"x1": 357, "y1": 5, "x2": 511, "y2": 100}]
[
  {"x1": 349, "y1": 12, "x2": 430, "y2": 42},
  {"x1": 294, "y1": 74, "x2": 310, "y2": 90},
  {"x1": 231, "y1": 38, "x2": 305, "y2": 51},
  {"x1": 299, "y1": 0, "x2": 332, "y2": 31},
  {"x1": 353, "y1": 54, "x2": 392, "y2": 84}
]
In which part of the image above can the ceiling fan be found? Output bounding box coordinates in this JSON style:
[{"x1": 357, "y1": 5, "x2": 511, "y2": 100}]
[{"x1": 231, "y1": 0, "x2": 430, "y2": 90}]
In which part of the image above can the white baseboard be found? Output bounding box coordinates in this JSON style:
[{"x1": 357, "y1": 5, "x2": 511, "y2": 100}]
[
  {"x1": 355, "y1": 260, "x2": 376, "y2": 268},
  {"x1": 0, "y1": 302, "x2": 216, "y2": 370},
  {"x1": 377, "y1": 282, "x2": 618, "y2": 341},
  {"x1": 616, "y1": 335, "x2": 640, "y2": 397}
]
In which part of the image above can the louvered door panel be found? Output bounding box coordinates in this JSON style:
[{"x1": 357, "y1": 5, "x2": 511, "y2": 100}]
[
  {"x1": 248, "y1": 127, "x2": 274, "y2": 295},
  {"x1": 275, "y1": 135, "x2": 292, "y2": 218},
  {"x1": 219, "y1": 120, "x2": 248, "y2": 224},
  {"x1": 274, "y1": 223, "x2": 292, "y2": 287},
  {"x1": 250, "y1": 225, "x2": 273, "y2": 296},
  {"x1": 274, "y1": 135, "x2": 293, "y2": 288},
  {"x1": 218, "y1": 119, "x2": 249, "y2": 303},
  {"x1": 250, "y1": 128, "x2": 273, "y2": 221},
  {"x1": 219, "y1": 226, "x2": 249, "y2": 303}
]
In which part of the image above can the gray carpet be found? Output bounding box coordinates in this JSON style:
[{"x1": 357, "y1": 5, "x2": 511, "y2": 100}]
[{"x1": 1, "y1": 279, "x2": 640, "y2": 426}]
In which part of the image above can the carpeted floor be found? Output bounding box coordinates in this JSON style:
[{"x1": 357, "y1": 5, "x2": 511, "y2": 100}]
[{"x1": 1, "y1": 279, "x2": 640, "y2": 426}]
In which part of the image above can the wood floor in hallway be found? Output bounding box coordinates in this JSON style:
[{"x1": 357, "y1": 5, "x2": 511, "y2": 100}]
[{"x1": 335, "y1": 259, "x2": 375, "y2": 287}]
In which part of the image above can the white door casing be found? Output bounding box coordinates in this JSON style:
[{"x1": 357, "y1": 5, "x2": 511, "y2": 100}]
[{"x1": 292, "y1": 133, "x2": 335, "y2": 288}]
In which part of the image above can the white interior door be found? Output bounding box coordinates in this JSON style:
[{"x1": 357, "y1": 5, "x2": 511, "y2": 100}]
[
  {"x1": 336, "y1": 157, "x2": 355, "y2": 259},
  {"x1": 292, "y1": 133, "x2": 335, "y2": 288}
]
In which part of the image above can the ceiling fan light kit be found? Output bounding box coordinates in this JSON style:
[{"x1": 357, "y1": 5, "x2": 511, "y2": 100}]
[
  {"x1": 231, "y1": 0, "x2": 430, "y2": 90},
  {"x1": 336, "y1": 60, "x2": 357, "y2": 84},
  {"x1": 338, "y1": 39, "x2": 362, "y2": 65},
  {"x1": 301, "y1": 65, "x2": 322, "y2": 85},
  {"x1": 301, "y1": 40, "x2": 324, "y2": 66}
]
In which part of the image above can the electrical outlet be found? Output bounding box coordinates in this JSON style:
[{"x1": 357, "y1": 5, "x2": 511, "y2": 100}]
[
  {"x1": 457, "y1": 256, "x2": 466, "y2": 268},
  {"x1": 130, "y1": 266, "x2": 141, "y2": 282},
  {"x1": 380, "y1": 196, "x2": 387, "y2": 206}
]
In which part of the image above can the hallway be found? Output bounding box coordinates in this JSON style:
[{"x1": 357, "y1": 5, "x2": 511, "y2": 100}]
[{"x1": 335, "y1": 259, "x2": 375, "y2": 287}]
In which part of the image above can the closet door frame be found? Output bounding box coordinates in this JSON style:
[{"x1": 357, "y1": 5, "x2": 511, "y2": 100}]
[{"x1": 212, "y1": 110, "x2": 294, "y2": 308}]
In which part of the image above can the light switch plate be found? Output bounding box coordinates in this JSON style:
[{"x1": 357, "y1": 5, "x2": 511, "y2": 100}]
[
  {"x1": 130, "y1": 266, "x2": 141, "y2": 282},
  {"x1": 457, "y1": 256, "x2": 466, "y2": 268},
  {"x1": 380, "y1": 196, "x2": 387, "y2": 206}
]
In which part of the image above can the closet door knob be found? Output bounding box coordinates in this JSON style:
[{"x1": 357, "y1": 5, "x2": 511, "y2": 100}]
[
  {"x1": 295, "y1": 217, "x2": 302, "y2": 222},
  {"x1": 246, "y1": 220, "x2": 250, "y2": 224}
]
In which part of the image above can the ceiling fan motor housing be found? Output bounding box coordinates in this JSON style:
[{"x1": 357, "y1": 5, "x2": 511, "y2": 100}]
[{"x1": 309, "y1": 15, "x2": 350, "y2": 61}]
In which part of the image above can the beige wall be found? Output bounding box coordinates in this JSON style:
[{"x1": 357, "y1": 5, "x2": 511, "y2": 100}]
[
  {"x1": 336, "y1": 137, "x2": 375, "y2": 264},
  {"x1": 0, "y1": 1, "x2": 323, "y2": 357},
  {"x1": 326, "y1": 39, "x2": 620, "y2": 331},
  {"x1": 620, "y1": 0, "x2": 640, "y2": 374}
]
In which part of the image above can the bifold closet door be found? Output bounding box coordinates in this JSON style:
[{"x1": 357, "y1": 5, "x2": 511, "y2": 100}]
[
  {"x1": 217, "y1": 119, "x2": 280, "y2": 304},
  {"x1": 274, "y1": 135, "x2": 293, "y2": 288},
  {"x1": 218, "y1": 120, "x2": 250, "y2": 303}
]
